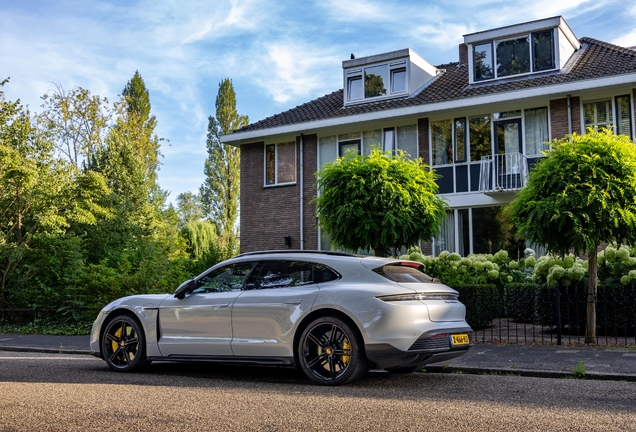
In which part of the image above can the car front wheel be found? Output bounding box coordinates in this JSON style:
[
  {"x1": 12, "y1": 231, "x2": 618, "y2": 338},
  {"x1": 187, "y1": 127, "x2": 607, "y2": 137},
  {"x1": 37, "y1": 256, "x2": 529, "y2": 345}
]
[
  {"x1": 102, "y1": 314, "x2": 149, "y2": 372},
  {"x1": 298, "y1": 316, "x2": 368, "y2": 385}
]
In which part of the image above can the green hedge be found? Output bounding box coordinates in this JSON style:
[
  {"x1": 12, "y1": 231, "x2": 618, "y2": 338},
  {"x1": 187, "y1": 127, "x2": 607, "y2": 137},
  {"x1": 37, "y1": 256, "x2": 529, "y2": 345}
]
[
  {"x1": 452, "y1": 283, "x2": 636, "y2": 337},
  {"x1": 453, "y1": 284, "x2": 501, "y2": 330}
]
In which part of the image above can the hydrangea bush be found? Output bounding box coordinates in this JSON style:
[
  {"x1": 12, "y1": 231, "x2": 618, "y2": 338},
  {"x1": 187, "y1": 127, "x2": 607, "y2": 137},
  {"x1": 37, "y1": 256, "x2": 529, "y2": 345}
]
[
  {"x1": 402, "y1": 245, "x2": 636, "y2": 333},
  {"x1": 598, "y1": 244, "x2": 636, "y2": 285},
  {"x1": 400, "y1": 247, "x2": 525, "y2": 287}
]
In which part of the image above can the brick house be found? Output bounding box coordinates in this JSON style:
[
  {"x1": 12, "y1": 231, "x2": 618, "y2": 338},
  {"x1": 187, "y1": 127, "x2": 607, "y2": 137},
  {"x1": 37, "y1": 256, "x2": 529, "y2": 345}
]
[{"x1": 221, "y1": 16, "x2": 636, "y2": 257}]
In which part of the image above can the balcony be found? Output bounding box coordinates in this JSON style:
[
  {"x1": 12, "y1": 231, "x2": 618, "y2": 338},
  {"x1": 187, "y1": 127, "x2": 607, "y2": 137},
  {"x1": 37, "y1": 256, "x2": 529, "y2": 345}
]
[{"x1": 479, "y1": 153, "x2": 529, "y2": 193}]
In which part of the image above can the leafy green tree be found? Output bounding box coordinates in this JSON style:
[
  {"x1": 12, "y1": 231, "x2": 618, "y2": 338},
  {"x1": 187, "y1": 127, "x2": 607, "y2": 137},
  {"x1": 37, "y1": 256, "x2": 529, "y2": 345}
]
[
  {"x1": 0, "y1": 80, "x2": 110, "y2": 309},
  {"x1": 119, "y1": 71, "x2": 161, "y2": 188},
  {"x1": 200, "y1": 78, "x2": 248, "y2": 242},
  {"x1": 314, "y1": 149, "x2": 447, "y2": 257},
  {"x1": 176, "y1": 191, "x2": 204, "y2": 226},
  {"x1": 508, "y1": 129, "x2": 636, "y2": 343},
  {"x1": 84, "y1": 72, "x2": 186, "y2": 285},
  {"x1": 38, "y1": 83, "x2": 110, "y2": 168},
  {"x1": 180, "y1": 220, "x2": 219, "y2": 274}
]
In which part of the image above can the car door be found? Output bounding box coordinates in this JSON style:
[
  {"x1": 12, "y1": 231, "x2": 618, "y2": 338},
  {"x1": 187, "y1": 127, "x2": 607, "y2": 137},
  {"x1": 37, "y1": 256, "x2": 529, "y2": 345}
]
[
  {"x1": 157, "y1": 261, "x2": 257, "y2": 357},
  {"x1": 231, "y1": 260, "x2": 326, "y2": 358}
]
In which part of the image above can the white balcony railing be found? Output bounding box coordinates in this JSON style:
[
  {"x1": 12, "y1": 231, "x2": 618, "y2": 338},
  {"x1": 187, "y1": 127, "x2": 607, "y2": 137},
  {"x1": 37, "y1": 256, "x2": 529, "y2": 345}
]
[{"x1": 479, "y1": 153, "x2": 529, "y2": 192}]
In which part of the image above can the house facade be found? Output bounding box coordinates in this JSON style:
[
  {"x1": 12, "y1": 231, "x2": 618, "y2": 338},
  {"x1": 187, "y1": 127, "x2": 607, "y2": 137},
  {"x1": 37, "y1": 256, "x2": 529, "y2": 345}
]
[{"x1": 221, "y1": 16, "x2": 636, "y2": 257}]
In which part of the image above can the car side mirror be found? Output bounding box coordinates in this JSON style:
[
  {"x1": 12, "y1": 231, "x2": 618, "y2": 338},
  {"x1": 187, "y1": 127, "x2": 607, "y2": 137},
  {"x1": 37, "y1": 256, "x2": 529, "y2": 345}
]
[{"x1": 174, "y1": 279, "x2": 197, "y2": 299}]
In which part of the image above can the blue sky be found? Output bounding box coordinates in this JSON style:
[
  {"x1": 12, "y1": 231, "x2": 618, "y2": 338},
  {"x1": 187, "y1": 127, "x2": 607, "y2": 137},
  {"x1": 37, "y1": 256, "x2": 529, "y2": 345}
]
[{"x1": 2, "y1": 0, "x2": 635, "y2": 204}]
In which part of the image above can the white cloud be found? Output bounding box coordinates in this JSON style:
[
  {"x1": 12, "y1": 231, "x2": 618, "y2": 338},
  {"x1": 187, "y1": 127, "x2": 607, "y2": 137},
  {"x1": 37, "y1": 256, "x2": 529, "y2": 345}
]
[
  {"x1": 246, "y1": 40, "x2": 342, "y2": 104},
  {"x1": 1, "y1": 0, "x2": 633, "y2": 204}
]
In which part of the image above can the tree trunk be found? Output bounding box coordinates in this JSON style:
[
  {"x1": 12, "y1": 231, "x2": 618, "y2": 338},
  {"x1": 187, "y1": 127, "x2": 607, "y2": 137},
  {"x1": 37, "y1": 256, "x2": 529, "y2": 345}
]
[
  {"x1": 585, "y1": 246, "x2": 597, "y2": 344},
  {"x1": 373, "y1": 246, "x2": 387, "y2": 257}
]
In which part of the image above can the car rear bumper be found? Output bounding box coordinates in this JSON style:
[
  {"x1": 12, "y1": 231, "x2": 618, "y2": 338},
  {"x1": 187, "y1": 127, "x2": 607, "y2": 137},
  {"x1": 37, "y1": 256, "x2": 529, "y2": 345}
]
[{"x1": 365, "y1": 327, "x2": 473, "y2": 370}]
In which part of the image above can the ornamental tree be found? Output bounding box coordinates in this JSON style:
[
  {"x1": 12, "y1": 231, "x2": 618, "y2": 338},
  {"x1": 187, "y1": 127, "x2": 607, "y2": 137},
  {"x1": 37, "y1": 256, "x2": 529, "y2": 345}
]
[
  {"x1": 508, "y1": 128, "x2": 636, "y2": 343},
  {"x1": 314, "y1": 149, "x2": 446, "y2": 257}
]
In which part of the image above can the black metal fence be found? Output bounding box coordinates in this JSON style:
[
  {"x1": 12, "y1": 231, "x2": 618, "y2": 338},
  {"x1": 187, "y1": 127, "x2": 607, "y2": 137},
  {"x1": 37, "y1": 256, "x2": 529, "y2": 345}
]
[{"x1": 455, "y1": 284, "x2": 636, "y2": 346}]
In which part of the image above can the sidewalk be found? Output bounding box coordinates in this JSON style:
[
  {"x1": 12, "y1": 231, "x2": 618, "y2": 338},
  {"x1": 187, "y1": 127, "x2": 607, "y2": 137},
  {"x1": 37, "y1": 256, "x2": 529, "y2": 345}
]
[{"x1": 1, "y1": 333, "x2": 635, "y2": 381}]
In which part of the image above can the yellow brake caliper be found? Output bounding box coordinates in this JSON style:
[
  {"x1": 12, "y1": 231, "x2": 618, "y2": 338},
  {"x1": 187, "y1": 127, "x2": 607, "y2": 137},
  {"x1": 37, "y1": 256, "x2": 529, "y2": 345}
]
[
  {"x1": 111, "y1": 325, "x2": 123, "y2": 354},
  {"x1": 342, "y1": 339, "x2": 351, "y2": 367}
]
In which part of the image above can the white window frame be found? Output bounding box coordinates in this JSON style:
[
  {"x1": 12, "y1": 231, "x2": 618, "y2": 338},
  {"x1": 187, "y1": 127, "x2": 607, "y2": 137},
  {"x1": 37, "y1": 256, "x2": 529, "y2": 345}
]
[
  {"x1": 345, "y1": 60, "x2": 409, "y2": 104},
  {"x1": 582, "y1": 95, "x2": 634, "y2": 140},
  {"x1": 471, "y1": 28, "x2": 557, "y2": 83},
  {"x1": 264, "y1": 142, "x2": 297, "y2": 187}
]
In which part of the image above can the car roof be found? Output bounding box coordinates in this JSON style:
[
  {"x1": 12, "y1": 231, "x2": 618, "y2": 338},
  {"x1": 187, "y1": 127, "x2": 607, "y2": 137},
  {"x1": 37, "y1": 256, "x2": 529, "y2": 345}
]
[{"x1": 229, "y1": 250, "x2": 413, "y2": 270}]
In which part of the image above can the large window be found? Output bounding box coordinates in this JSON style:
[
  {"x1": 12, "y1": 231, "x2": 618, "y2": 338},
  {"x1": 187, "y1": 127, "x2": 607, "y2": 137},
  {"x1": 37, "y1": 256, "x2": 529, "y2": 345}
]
[
  {"x1": 432, "y1": 108, "x2": 548, "y2": 166},
  {"x1": 318, "y1": 124, "x2": 418, "y2": 169},
  {"x1": 431, "y1": 120, "x2": 453, "y2": 165},
  {"x1": 496, "y1": 36, "x2": 530, "y2": 77},
  {"x1": 454, "y1": 118, "x2": 467, "y2": 163},
  {"x1": 346, "y1": 60, "x2": 408, "y2": 103},
  {"x1": 584, "y1": 96, "x2": 633, "y2": 138},
  {"x1": 473, "y1": 30, "x2": 555, "y2": 82},
  {"x1": 473, "y1": 42, "x2": 494, "y2": 81},
  {"x1": 469, "y1": 115, "x2": 492, "y2": 161},
  {"x1": 584, "y1": 99, "x2": 613, "y2": 131},
  {"x1": 616, "y1": 95, "x2": 633, "y2": 137},
  {"x1": 433, "y1": 206, "x2": 524, "y2": 258},
  {"x1": 265, "y1": 142, "x2": 296, "y2": 186},
  {"x1": 432, "y1": 116, "x2": 492, "y2": 166},
  {"x1": 524, "y1": 107, "x2": 549, "y2": 155}
]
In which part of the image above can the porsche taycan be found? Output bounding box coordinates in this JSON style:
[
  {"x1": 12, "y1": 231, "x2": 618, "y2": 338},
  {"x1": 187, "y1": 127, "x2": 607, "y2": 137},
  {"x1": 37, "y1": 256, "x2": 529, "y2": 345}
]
[{"x1": 90, "y1": 250, "x2": 473, "y2": 385}]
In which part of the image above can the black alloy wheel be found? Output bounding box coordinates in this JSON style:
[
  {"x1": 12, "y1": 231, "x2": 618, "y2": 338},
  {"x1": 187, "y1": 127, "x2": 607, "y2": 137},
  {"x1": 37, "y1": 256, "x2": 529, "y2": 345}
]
[
  {"x1": 298, "y1": 316, "x2": 368, "y2": 385},
  {"x1": 102, "y1": 314, "x2": 149, "y2": 372}
]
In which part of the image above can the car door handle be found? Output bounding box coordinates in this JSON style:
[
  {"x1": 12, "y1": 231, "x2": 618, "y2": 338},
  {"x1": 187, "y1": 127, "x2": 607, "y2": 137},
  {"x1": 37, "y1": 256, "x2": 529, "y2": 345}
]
[{"x1": 214, "y1": 304, "x2": 230, "y2": 310}]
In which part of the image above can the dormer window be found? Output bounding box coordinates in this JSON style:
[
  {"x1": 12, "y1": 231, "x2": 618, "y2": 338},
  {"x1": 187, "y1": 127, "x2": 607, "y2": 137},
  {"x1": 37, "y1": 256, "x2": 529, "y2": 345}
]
[
  {"x1": 473, "y1": 29, "x2": 555, "y2": 82},
  {"x1": 346, "y1": 60, "x2": 407, "y2": 102},
  {"x1": 343, "y1": 49, "x2": 439, "y2": 106},
  {"x1": 466, "y1": 16, "x2": 579, "y2": 85}
]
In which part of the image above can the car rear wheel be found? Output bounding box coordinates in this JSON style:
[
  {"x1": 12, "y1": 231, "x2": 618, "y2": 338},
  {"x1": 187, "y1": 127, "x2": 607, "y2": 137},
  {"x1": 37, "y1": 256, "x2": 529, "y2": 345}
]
[
  {"x1": 102, "y1": 314, "x2": 150, "y2": 372},
  {"x1": 298, "y1": 316, "x2": 368, "y2": 385}
]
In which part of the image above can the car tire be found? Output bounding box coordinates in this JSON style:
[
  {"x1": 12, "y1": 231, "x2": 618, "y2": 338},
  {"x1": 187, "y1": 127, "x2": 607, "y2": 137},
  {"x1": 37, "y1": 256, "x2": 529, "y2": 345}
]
[
  {"x1": 298, "y1": 316, "x2": 368, "y2": 386},
  {"x1": 102, "y1": 314, "x2": 150, "y2": 372}
]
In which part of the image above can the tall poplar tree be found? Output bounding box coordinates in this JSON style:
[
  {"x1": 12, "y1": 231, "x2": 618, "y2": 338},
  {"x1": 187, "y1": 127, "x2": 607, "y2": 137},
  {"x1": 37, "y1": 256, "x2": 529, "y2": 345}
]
[
  {"x1": 119, "y1": 71, "x2": 162, "y2": 197},
  {"x1": 200, "y1": 79, "x2": 248, "y2": 239}
]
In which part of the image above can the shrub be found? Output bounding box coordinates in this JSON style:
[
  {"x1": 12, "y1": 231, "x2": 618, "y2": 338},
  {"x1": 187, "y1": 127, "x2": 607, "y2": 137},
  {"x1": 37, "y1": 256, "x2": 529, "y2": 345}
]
[
  {"x1": 453, "y1": 284, "x2": 500, "y2": 330},
  {"x1": 402, "y1": 247, "x2": 525, "y2": 287}
]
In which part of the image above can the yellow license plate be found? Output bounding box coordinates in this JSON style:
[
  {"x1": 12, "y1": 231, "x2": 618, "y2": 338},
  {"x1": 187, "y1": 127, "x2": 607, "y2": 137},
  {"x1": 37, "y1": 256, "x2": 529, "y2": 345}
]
[{"x1": 451, "y1": 334, "x2": 470, "y2": 346}]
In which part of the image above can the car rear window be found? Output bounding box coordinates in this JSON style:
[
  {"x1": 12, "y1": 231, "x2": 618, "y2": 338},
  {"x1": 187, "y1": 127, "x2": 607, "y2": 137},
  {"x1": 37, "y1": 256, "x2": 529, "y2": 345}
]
[{"x1": 374, "y1": 264, "x2": 439, "y2": 283}]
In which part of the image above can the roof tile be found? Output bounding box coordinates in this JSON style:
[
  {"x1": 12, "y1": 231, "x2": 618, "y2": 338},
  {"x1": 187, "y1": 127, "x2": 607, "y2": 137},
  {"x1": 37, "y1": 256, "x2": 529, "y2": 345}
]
[{"x1": 236, "y1": 38, "x2": 636, "y2": 133}]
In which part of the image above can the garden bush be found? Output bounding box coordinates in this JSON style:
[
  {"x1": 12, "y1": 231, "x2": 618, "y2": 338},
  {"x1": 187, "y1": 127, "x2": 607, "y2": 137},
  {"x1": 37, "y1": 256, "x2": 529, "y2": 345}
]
[{"x1": 452, "y1": 284, "x2": 501, "y2": 330}]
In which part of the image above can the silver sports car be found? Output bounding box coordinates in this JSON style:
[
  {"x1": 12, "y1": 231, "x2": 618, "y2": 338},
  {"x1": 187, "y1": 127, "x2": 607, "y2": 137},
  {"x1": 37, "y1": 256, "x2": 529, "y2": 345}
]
[{"x1": 90, "y1": 250, "x2": 473, "y2": 385}]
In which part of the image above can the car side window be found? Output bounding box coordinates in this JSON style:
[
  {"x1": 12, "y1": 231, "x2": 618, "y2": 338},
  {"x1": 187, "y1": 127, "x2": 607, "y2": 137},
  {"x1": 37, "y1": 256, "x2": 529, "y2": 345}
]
[
  {"x1": 313, "y1": 264, "x2": 340, "y2": 284},
  {"x1": 248, "y1": 260, "x2": 315, "y2": 290},
  {"x1": 194, "y1": 261, "x2": 257, "y2": 293}
]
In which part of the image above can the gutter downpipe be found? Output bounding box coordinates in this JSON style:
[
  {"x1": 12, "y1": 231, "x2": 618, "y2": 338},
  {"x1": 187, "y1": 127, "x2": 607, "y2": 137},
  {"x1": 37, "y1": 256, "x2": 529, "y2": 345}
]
[
  {"x1": 299, "y1": 134, "x2": 304, "y2": 250},
  {"x1": 567, "y1": 94, "x2": 573, "y2": 136}
]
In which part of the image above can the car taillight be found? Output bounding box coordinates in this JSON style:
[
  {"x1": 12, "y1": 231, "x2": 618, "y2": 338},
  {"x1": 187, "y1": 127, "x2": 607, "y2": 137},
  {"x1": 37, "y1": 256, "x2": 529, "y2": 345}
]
[
  {"x1": 376, "y1": 293, "x2": 459, "y2": 302},
  {"x1": 399, "y1": 261, "x2": 422, "y2": 268},
  {"x1": 431, "y1": 333, "x2": 448, "y2": 339}
]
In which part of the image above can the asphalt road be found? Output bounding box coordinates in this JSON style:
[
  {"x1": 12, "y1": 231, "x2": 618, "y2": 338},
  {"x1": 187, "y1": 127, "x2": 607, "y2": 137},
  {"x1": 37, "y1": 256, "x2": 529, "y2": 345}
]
[{"x1": 1, "y1": 352, "x2": 635, "y2": 432}]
